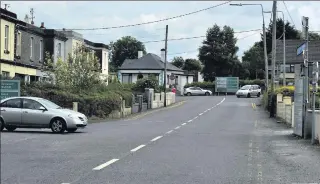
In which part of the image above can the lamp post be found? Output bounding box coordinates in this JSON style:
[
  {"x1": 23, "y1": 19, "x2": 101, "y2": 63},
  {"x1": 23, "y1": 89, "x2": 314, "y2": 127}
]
[{"x1": 230, "y1": 3, "x2": 269, "y2": 92}]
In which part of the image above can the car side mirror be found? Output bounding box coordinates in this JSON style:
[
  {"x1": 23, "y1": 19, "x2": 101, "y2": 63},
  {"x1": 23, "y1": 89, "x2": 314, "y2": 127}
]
[{"x1": 39, "y1": 106, "x2": 46, "y2": 111}]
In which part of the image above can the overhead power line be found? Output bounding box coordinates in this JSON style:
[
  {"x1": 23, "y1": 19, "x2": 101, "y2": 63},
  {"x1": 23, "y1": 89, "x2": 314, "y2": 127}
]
[
  {"x1": 283, "y1": 1, "x2": 296, "y2": 28},
  {"x1": 143, "y1": 29, "x2": 261, "y2": 43},
  {"x1": 68, "y1": 1, "x2": 231, "y2": 31}
]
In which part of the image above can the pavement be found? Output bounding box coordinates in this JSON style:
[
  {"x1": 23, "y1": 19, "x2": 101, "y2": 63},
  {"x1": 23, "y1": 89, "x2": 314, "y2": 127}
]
[{"x1": 1, "y1": 95, "x2": 320, "y2": 184}]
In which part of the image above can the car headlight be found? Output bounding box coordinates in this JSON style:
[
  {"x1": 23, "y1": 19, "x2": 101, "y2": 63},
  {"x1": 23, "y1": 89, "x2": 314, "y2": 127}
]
[{"x1": 68, "y1": 114, "x2": 78, "y2": 119}]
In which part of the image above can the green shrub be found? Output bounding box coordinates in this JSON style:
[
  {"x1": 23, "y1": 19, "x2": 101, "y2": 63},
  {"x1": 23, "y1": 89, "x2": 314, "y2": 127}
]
[
  {"x1": 239, "y1": 79, "x2": 265, "y2": 86},
  {"x1": 132, "y1": 78, "x2": 159, "y2": 92},
  {"x1": 184, "y1": 81, "x2": 215, "y2": 92}
]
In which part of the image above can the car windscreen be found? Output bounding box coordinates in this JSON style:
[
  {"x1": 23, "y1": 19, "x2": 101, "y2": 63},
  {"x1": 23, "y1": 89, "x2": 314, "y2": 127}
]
[
  {"x1": 37, "y1": 99, "x2": 61, "y2": 109},
  {"x1": 240, "y1": 86, "x2": 250, "y2": 90}
]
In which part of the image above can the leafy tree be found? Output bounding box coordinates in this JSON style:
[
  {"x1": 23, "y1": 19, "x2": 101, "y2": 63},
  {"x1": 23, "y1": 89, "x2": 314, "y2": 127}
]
[
  {"x1": 111, "y1": 36, "x2": 147, "y2": 68},
  {"x1": 309, "y1": 32, "x2": 320, "y2": 40},
  {"x1": 171, "y1": 56, "x2": 185, "y2": 68},
  {"x1": 242, "y1": 42, "x2": 265, "y2": 79},
  {"x1": 42, "y1": 45, "x2": 104, "y2": 92},
  {"x1": 183, "y1": 58, "x2": 202, "y2": 72},
  {"x1": 198, "y1": 24, "x2": 239, "y2": 81}
]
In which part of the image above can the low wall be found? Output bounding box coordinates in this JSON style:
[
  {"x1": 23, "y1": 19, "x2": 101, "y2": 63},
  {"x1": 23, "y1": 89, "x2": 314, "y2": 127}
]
[
  {"x1": 306, "y1": 110, "x2": 320, "y2": 142},
  {"x1": 151, "y1": 92, "x2": 175, "y2": 109},
  {"x1": 276, "y1": 95, "x2": 293, "y2": 126}
]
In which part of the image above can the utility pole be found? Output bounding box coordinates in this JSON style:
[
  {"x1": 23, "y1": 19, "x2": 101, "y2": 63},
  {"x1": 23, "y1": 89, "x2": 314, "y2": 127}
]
[
  {"x1": 271, "y1": 1, "x2": 277, "y2": 93},
  {"x1": 163, "y1": 25, "x2": 168, "y2": 107},
  {"x1": 262, "y1": 9, "x2": 268, "y2": 93},
  {"x1": 283, "y1": 15, "x2": 286, "y2": 86},
  {"x1": 30, "y1": 8, "x2": 35, "y2": 25},
  {"x1": 302, "y1": 16, "x2": 309, "y2": 140}
]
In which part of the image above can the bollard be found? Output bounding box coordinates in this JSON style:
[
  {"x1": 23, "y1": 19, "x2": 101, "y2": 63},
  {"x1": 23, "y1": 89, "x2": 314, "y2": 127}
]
[{"x1": 73, "y1": 102, "x2": 78, "y2": 112}]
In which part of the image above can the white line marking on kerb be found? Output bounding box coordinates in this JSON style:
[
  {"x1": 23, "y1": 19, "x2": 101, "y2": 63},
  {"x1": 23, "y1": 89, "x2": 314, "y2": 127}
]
[
  {"x1": 199, "y1": 113, "x2": 203, "y2": 116},
  {"x1": 187, "y1": 120, "x2": 192, "y2": 123},
  {"x1": 166, "y1": 130, "x2": 173, "y2": 134},
  {"x1": 131, "y1": 145, "x2": 145, "y2": 152},
  {"x1": 181, "y1": 123, "x2": 186, "y2": 126},
  {"x1": 151, "y1": 136, "x2": 163, "y2": 142},
  {"x1": 92, "y1": 159, "x2": 119, "y2": 171},
  {"x1": 175, "y1": 126, "x2": 181, "y2": 130}
]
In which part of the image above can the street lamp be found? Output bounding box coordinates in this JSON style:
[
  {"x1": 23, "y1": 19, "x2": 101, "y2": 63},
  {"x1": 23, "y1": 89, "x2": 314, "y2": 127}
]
[
  {"x1": 230, "y1": 3, "x2": 269, "y2": 92},
  {"x1": 264, "y1": 10, "x2": 286, "y2": 86}
]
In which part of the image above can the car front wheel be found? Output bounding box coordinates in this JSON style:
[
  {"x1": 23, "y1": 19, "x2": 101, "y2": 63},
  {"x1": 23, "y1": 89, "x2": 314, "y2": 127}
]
[
  {"x1": 0, "y1": 119, "x2": 4, "y2": 131},
  {"x1": 247, "y1": 93, "x2": 251, "y2": 98},
  {"x1": 205, "y1": 92, "x2": 210, "y2": 96},
  {"x1": 186, "y1": 92, "x2": 191, "y2": 96},
  {"x1": 50, "y1": 118, "x2": 66, "y2": 133}
]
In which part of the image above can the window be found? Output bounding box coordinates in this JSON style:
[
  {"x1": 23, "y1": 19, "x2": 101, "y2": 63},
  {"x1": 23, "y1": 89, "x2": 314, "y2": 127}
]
[
  {"x1": 39, "y1": 40, "x2": 43, "y2": 61},
  {"x1": 16, "y1": 32, "x2": 21, "y2": 56},
  {"x1": 122, "y1": 74, "x2": 132, "y2": 84},
  {"x1": 57, "y1": 43, "x2": 61, "y2": 58},
  {"x1": 30, "y1": 37, "x2": 34, "y2": 59},
  {"x1": 4, "y1": 25, "x2": 9, "y2": 51},
  {"x1": 1, "y1": 98, "x2": 22, "y2": 108},
  {"x1": 2, "y1": 71, "x2": 10, "y2": 78},
  {"x1": 22, "y1": 99, "x2": 44, "y2": 110}
]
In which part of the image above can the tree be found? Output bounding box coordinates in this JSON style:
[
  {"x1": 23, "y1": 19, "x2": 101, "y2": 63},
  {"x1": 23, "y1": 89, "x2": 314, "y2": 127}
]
[
  {"x1": 242, "y1": 42, "x2": 265, "y2": 79},
  {"x1": 183, "y1": 58, "x2": 202, "y2": 72},
  {"x1": 171, "y1": 56, "x2": 185, "y2": 68},
  {"x1": 309, "y1": 32, "x2": 320, "y2": 40},
  {"x1": 198, "y1": 24, "x2": 239, "y2": 81},
  {"x1": 111, "y1": 36, "x2": 147, "y2": 68},
  {"x1": 42, "y1": 45, "x2": 104, "y2": 92}
]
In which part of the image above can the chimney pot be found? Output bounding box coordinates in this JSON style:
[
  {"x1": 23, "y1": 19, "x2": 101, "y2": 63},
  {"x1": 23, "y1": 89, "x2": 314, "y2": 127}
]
[{"x1": 40, "y1": 22, "x2": 45, "y2": 29}]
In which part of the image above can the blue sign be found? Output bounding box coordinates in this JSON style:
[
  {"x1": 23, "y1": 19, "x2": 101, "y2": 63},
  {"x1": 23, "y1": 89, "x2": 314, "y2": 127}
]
[{"x1": 296, "y1": 42, "x2": 306, "y2": 56}]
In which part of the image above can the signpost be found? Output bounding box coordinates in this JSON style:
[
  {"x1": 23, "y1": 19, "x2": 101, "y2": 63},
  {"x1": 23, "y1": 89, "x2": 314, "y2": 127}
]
[
  {"x1": 296, "y1": 42, "x2": 306, "y2": 56},
  {"x1": 215, "y1": 77, "x2": 239, "y2": 94},
  {"x1": 0, "y1": 80, "x2": 21, "y2": 100}
]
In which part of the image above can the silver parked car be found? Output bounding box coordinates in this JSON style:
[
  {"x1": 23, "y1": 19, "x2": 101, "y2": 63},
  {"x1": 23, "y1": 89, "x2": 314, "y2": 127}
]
[
  {"x1": 184, "y1": 87, "x2": 212, "y2": 96},
  {"x1": 0, "y1": 97, "x2": 88, "y2": 133},
  {"x1": 236, "y1": 85, "x2": 261, "y2": 98}
]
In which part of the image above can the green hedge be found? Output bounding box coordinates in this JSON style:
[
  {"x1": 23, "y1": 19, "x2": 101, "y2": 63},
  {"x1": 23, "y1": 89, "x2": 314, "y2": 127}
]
[{"x1": 21, "y1": 82, "x2": 129, "y2": 118}]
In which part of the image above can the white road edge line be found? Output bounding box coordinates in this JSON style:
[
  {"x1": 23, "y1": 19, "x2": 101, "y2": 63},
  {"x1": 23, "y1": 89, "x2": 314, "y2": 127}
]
[
  {"x1": 175, "y1": 126, "x2": 181, "y2": 130},
  {"x1": 166, "y1": 130, "x2": 173, "y2": 134},
  {"x1": 131, "y1": 145, "x2": 146, "y2": 152},
  {"x1": 151, "y1": 136, "x2": 163, "y2": 142},
  {"x1": 181, "y1": 123, "x2": 187, "y2": 126},
  {"x1": 61, "y1": 183, "x2": 70, "y2": 184},
  {"x1": 92, "y1": 159, "x2": 119, "y2": 171}
]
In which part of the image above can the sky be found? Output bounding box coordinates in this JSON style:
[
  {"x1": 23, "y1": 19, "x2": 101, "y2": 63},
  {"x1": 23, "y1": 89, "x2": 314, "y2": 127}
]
[{"x1": 1, "y1": 1, "x2": 320, "y2": 62}]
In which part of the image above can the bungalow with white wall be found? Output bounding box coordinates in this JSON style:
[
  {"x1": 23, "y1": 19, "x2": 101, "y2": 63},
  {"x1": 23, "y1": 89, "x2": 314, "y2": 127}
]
[{"x1": 118, "y1": 49, "x2": 194, "y2": 95}]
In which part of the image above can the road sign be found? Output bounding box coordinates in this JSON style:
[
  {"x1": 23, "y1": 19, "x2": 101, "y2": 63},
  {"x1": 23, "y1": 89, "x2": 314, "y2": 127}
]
[
  {"x1": 215, "y1": 77, "x2": 239, "y2": 93},
  {"x1": 0, "y1": 80, "x2": 20, "y2": 100},
  {"x1": 297, "y1": 42, "x2": 306, "y2": 56}
]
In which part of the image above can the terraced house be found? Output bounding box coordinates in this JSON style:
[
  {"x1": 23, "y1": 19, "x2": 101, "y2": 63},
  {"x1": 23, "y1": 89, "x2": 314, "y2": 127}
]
[
  {"x1": 0, "y1": 8, "x2": 38, "y2": 80},
  {"x1": 1, "y1": 8, "x2": 110, "y2": 84}
]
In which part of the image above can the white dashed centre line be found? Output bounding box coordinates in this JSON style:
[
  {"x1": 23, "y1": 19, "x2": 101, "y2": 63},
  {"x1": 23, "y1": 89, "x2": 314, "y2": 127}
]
[
  {"x1": 131, "y1": 145, "x2": 146, "y2": 152},
  {"x1": 175, "y1": 126, "x2": 181, "y2": 130},
  {"x1": 166, "y1": 130, "x2": 173, "y2": 134},
  {"x1": 199, "y1": 113, "x2": 203, "y2": 116},
  {"x1": 151, "y1": 136, "x2": 163, "y2": 142},
  {"x1": 181, "y1": 123, "x2": 187, "y2": 126},
  {"x1": 187, "y1": 120, "x2": 193, "y2": 123},
  {"x1": 92, "y1": 159, "x2": 119, "y2": 171}
]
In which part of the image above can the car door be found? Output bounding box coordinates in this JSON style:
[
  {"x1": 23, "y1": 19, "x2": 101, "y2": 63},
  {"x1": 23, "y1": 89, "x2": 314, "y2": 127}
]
[
  {"x1": 252, "y1": 85, "x2": 258, "y2": 96},
  {"x1": 0, "y1": 98, "x2": 22, "y2": 125},
  {"x1": 21, "y1": 99, "x2": 51, "y2": 127},
  {"x1": 195, "y1": 87, "x2": 203, "y2": 95}
]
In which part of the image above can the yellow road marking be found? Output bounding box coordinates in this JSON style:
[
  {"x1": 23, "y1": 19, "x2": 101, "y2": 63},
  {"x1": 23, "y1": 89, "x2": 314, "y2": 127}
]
[{"x1": 126, "y1": 101, "x2": 186, "y2": 121}]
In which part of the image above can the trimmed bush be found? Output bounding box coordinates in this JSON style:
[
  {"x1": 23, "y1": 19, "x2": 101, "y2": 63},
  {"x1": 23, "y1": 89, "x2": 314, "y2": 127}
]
[
  {"x1": 132, "y1": 78, "x2": 160, "y2": 92},
  {"x1": 184, "y1": 81, "x2": 215, "y2": 92}
]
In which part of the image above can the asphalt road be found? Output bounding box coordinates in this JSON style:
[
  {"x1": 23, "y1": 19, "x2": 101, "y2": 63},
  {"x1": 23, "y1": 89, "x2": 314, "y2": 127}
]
[{"x1": 1, "y1": 95, "x2": 320, "y2": 184}]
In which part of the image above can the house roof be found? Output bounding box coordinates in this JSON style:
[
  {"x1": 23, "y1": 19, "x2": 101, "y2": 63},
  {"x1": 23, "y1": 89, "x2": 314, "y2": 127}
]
[
  {"x1": 276, "y1": 39, "x2": 320, "y2": 64},
  {"x1": 119, "y1": 53, "x2": 183, "y2": 71}
]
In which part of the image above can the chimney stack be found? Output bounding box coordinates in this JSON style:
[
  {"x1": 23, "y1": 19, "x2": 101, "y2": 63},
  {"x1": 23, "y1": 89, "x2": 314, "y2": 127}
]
[
  {"x1": 40, "y1": 22, "x2": 45, "y2": 29},
  {"x1": 160, "y1": 48, "x2": 165, "y2": 62},
  {"x1": 138, "y1": 51, "x2": 143, "y2": 58}
]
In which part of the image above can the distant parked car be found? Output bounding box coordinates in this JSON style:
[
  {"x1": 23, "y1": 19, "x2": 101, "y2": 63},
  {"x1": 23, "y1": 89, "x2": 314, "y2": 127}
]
[
  {"x1": 184, "y1": 87, "x2": 212, "y2": 96},
  {"x1": 0, "y1": 97, "x2": 87, "y2": 133},
  {"x1": 236, "y1": 85, "x2": 261, "y2": 98}
]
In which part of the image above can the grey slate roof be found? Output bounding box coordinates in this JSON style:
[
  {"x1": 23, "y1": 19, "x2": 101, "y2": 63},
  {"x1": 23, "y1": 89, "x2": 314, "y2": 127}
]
[
  {"x1": 276, "y1": 39, "x2": 320, "y2": 64},
  {"x1": 119, "y1": 53, "x2": 184, "y2": 71}
]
